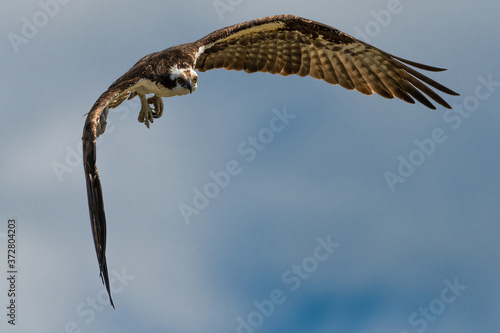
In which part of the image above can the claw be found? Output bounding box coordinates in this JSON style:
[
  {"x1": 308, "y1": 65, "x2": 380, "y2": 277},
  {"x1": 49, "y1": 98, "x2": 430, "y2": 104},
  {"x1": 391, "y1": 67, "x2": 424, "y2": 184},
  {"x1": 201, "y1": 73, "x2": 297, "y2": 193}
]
[
  {"x1": 137, "y1": 93, "x2": 154, "y2": 128},
  {"x1": 137, "y1": 94, "x2": 164, "y2": 128},
  {"x1": 147, "y1": 95, "x2": 164, "y2": 119}
]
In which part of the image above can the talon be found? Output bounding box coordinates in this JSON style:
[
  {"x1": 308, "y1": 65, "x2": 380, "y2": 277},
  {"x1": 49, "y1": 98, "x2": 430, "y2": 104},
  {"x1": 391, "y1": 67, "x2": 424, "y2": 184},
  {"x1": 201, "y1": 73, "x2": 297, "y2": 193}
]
[
  {"x1": 147, "y1": 95, "x2": 164, "y2": 119},
  {"x1": 137, "y1": 93, "x2": 155, "y2": 128},
  {"x1": 138, "y1": 106, "x2": 152, "y2": 127}
]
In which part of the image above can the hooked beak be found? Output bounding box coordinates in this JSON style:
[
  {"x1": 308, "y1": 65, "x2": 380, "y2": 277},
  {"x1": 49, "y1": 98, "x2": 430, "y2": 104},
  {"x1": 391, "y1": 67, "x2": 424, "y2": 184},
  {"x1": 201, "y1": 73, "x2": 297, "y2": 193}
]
[{"x1": 186, "y1": 82, "x2": 193, "y2": 94}]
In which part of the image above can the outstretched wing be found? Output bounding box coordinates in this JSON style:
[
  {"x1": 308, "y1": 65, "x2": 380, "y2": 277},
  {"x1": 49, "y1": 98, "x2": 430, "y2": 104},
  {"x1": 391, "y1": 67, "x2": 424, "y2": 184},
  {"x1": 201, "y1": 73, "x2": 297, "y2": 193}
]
[
  {"x1": 82, "y1": 77, "x2": 142, "y2": 308},
  {"x1": 193, "y1": 14, "x2": 458, "y2": 109}
]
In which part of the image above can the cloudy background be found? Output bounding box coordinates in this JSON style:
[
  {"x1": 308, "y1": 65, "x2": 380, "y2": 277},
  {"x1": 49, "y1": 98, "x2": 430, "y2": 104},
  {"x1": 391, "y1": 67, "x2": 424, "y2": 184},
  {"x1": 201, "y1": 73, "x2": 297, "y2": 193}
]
[{"x1": 1, "y1": 0, "x2": 499, "y2": 332}]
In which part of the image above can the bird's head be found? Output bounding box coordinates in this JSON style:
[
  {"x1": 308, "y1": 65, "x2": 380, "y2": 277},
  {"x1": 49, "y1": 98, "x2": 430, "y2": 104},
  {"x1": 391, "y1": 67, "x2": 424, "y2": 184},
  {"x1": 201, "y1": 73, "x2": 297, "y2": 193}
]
[{"x1": 168, "y1": 65, "x2": 198, "y2": 96}]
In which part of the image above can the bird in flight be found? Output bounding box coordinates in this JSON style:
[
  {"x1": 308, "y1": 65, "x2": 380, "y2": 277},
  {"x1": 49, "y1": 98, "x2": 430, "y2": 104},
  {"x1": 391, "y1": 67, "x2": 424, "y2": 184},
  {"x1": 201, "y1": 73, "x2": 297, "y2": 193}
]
[{"x1": 82, "y1": 14, "x2": 458, "y2": 307}]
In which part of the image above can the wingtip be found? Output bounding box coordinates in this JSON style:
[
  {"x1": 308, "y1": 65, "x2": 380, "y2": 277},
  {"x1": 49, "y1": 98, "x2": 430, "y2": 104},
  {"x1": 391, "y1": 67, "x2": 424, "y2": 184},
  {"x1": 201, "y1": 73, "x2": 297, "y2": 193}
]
[
  {"x1": 392, "y1": 55, "x2": 449, "y2": 72},
  {"x1": 100, "y1": 268, "x2": 116, "y2": 308},
  {"x1": 431, "y1": 67, "x2": 448, "y2": 72},
  {"x1": 99, "y1": 259, "x2": 115, "y2": 309}
]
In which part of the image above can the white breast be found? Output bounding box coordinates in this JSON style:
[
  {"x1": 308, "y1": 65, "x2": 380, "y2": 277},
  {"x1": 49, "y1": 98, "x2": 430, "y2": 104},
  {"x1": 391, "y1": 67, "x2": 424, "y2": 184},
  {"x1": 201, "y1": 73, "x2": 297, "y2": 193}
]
[{"x1": 129, "y1": 79, "x2": 190, "y2": 97}]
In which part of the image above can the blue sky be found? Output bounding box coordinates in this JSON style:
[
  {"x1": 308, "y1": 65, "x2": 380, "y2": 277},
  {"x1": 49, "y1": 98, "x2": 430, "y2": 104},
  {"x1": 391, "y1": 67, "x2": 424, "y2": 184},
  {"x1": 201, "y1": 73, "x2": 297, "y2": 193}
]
[{"x1": 1, "y1": 0, "x2": 499, "y2": 332}]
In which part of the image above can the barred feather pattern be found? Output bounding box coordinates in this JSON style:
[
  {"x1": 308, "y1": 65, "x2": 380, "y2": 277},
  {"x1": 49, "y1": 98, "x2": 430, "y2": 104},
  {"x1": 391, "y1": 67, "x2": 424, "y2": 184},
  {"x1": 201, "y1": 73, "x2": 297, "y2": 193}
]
[{"x1": 195, "y1": 15, "x2": 458, "y2": 109}]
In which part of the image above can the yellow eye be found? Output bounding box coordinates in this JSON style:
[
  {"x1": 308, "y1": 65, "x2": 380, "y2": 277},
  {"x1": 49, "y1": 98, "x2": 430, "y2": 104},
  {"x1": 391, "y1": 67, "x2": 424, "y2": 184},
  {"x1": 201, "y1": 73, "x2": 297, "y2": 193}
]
[
  {"x1": 192, "y1": 77, "x2": 198, "y2": 83},
  {"x1": 177, "y1": 77, "x2": 184, "y2": 84}
]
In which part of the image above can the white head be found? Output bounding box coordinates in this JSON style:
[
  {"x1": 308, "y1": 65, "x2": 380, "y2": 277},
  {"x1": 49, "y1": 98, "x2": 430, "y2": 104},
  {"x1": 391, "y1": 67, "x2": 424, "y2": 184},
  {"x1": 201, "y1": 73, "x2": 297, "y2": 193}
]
[{"x1": 168, "y1": 65, "x2": 198, "y2": 96}]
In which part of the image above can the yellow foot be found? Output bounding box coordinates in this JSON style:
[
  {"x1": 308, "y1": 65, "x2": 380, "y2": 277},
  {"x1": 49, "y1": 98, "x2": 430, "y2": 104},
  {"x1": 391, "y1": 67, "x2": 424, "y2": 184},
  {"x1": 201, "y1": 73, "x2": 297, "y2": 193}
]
[
  {"x1": 138, "y1": 103, "x2": 154, "y2": 128},
  {"x1": 148, "y1": 95, "x2": 164, "y2": 119},
  {"x1": 137, "y1": 94, "x2": 164, "y2": 128}
]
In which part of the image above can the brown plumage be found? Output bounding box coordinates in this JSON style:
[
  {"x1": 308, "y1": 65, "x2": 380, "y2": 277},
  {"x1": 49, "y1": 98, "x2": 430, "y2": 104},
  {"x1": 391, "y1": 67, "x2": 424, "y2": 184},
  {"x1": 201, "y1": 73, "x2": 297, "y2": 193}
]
[{"x1": 83, "y1": 14, "x2": 459, "y2": 307}]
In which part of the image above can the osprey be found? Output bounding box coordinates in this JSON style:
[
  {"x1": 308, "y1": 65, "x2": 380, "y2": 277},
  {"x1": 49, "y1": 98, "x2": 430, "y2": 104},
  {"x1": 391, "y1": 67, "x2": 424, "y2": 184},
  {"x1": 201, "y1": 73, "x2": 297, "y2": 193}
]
[{"x1": 83, "y1": 14, "x2": 458, "y2": 307}]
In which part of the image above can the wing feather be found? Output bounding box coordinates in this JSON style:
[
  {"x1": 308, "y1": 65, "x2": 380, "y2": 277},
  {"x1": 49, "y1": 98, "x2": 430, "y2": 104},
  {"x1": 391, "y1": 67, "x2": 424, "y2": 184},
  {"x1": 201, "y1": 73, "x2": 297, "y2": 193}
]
[
  {"x1": 289, "y1": 33, "x2": 302, "y2": 74},
  {"x1": 329, "y1": 50, "x2": 354, "y2": 89},
  {"x1": 347, "y1": 56, "x2": 376, "y2": 96},
  {"x1": 263, "y1": 40, "x2": 278, "y2": 73},
  {"x1": 281, "y1": 33, "x2": 293, "y2": 75},
  {"x1": 193, "y1": 14, "x2": 458, "y2": 109},
  {"x1": 297, "y1": 43, "x2": 313, "y2": 78},
  {"x1": 335, "y1": 49, "x2": 370, "y2": 93},
  {"x1": 356, "y1": 55, "x2": 402, "y2": 100},
  {"x1": 354, "y1": 56, "x2": 394, "y2": 99}
]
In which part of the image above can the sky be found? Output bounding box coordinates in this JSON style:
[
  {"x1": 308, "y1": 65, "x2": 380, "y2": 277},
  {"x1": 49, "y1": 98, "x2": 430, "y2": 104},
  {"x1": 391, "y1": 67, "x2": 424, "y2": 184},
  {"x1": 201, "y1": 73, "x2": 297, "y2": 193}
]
[{"x1": 0, "y1": 0, "x2": 499, "y2": 332}]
